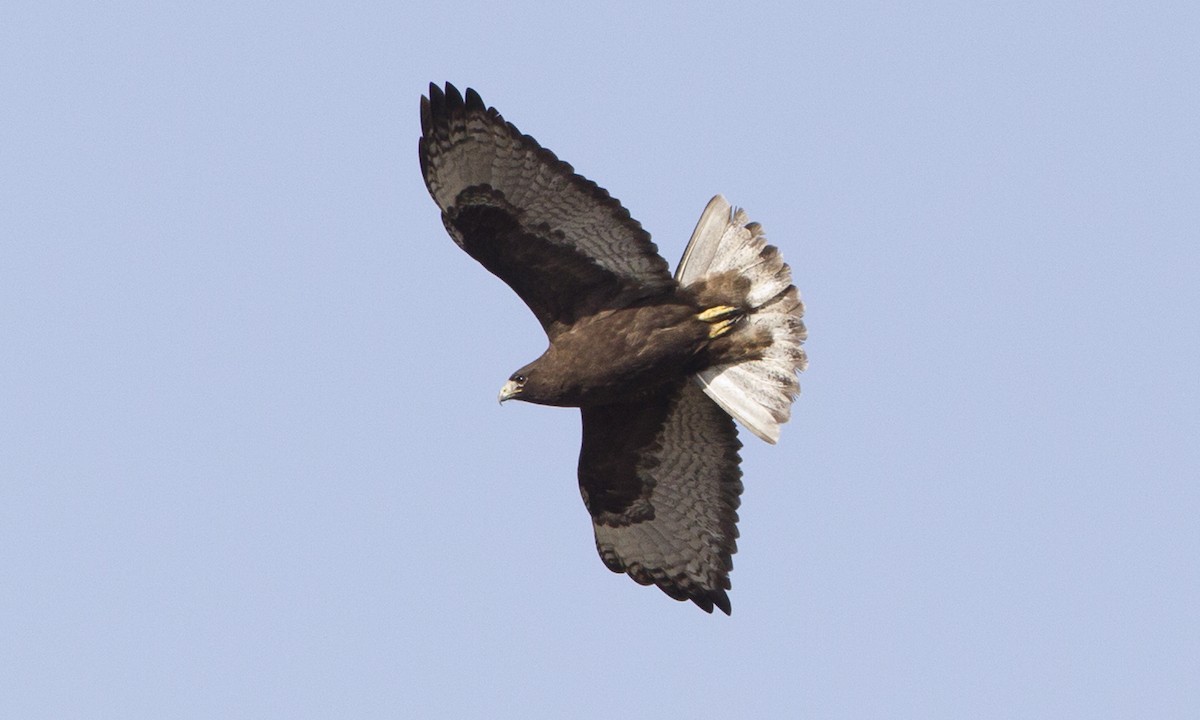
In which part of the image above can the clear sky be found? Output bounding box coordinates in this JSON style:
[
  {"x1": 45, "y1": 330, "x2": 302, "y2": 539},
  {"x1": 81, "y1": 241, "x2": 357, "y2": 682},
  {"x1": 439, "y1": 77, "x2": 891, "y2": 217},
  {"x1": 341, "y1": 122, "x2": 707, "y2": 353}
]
[{"x1": 3, "y1": 1, "x2": 1198, "y2": 717}]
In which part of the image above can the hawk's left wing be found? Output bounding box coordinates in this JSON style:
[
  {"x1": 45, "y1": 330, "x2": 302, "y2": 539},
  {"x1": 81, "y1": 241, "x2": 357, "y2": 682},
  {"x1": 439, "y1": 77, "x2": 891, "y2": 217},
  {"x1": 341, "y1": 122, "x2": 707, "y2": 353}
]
[{"x1": 578, "y1": 382, "x2": 743, "y2": 614}]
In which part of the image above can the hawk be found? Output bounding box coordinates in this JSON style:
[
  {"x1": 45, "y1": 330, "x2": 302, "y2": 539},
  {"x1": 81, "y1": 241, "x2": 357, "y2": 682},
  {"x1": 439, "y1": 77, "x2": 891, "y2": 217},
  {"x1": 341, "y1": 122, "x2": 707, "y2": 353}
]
[{"x1": 419, "y1": 83, "x2": 807, "y2": 614}]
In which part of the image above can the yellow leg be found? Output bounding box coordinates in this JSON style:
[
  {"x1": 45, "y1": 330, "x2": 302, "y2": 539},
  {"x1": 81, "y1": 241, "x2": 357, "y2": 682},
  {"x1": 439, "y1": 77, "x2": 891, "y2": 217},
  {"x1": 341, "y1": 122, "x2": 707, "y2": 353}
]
[
  {"x1": 698, "y1": 305, "x2": 739, "y2": 323},
  {"x1": 708, "y1": 318, "x2": 736, "y2": 339}
]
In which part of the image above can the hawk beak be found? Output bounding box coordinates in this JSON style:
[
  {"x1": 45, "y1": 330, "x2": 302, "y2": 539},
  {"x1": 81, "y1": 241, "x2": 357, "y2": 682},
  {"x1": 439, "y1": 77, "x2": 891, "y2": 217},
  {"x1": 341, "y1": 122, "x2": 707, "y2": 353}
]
[{"x1": 498, "y1": 379, "x2": 521, "y2": 404}]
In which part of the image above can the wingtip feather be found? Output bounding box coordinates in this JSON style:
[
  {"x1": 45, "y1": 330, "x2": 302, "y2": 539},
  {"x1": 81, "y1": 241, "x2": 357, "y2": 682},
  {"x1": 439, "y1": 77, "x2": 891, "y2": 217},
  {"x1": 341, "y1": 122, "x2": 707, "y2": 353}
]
[
  {"x1": 419, "y1": 94, "x2": 431, "y2": 137},
  {"x1": 712, "y1": 589, "x2": 732, "y2": 615},
  {"x1": 464, "y1": 86, "x2": 485, "y2": 111},
  {"x1": 444, "y1": 82, "x2": 464, "y2": 110}
]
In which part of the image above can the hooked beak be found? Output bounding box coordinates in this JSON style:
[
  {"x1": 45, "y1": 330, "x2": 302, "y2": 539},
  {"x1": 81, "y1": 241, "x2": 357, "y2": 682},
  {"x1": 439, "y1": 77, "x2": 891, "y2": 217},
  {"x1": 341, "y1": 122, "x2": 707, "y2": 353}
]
[{"x1": 498, "y1": 379, "x2": 522, "y2": 404}]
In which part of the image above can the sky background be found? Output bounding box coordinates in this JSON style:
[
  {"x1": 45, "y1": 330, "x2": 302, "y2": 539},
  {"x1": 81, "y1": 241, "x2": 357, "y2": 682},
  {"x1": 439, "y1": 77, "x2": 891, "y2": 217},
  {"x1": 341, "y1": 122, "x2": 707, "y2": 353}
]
[{"x1": 3, "y1": 1, "x2": 1198, "y2": 717}]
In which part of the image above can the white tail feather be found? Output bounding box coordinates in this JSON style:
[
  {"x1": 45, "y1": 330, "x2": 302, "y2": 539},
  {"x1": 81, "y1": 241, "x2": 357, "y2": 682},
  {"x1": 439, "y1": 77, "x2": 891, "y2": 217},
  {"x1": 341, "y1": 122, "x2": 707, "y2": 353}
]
[{"x1": 677, "y1": 196, "x2": 807, "y2": 444}]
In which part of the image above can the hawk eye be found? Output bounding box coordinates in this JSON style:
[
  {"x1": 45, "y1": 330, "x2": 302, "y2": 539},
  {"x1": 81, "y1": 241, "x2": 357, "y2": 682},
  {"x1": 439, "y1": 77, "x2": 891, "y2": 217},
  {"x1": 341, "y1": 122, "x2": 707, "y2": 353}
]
[{"x1": 514, "y1": 374, "x2": 526, "y2": 385}]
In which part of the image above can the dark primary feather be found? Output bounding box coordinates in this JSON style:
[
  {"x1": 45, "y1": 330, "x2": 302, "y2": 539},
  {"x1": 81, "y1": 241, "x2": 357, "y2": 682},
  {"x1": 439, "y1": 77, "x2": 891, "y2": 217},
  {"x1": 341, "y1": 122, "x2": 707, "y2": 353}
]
[
  {"x1": 579, "y1": 382, "x2": 743, "y2": 615},
  {"x1": 419, "y1": 83, "x2": 675, "y2": 338}
]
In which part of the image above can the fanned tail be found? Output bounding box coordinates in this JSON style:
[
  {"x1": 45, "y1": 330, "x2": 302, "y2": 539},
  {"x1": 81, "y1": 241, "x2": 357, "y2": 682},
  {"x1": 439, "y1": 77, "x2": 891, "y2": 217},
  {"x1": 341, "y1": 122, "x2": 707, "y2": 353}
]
[{"x1": 676, "y1": 196, "x2": 808, "y2": 444}]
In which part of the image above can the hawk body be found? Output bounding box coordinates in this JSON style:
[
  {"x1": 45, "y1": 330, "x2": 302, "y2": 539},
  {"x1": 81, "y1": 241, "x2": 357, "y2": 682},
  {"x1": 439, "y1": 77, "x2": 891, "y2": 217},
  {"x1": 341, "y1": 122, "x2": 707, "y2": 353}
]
[{"x1": 419, "y1": 83, "x2": 807, "y2": 614}]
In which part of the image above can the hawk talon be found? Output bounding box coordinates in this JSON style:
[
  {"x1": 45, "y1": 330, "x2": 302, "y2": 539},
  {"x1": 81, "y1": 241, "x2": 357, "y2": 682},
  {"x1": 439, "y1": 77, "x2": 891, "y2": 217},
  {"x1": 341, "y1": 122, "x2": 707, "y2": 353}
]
[
  {"x1": 698, "y1": 305, "x2": 740, "y2": 323},
  {"x1": 707, "y1": 318, "x2": 737, "y2": 339}
]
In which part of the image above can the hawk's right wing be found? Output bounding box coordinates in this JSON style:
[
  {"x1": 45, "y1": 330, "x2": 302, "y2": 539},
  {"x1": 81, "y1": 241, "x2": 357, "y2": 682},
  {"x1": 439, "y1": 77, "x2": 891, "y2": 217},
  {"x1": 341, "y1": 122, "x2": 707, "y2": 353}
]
[
  {"x1": 578, "y1": 382, "x2": 744, "y2": 614},
  {"x1": 419, "y1": 83, "x2": 675, "y2": 339}
]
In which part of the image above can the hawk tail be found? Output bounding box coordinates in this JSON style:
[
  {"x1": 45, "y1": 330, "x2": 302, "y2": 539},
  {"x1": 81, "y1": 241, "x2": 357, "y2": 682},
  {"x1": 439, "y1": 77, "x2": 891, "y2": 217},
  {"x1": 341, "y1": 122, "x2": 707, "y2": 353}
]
[{"x1": 675, "y1": 195, "x2": 808, "y2": 444}]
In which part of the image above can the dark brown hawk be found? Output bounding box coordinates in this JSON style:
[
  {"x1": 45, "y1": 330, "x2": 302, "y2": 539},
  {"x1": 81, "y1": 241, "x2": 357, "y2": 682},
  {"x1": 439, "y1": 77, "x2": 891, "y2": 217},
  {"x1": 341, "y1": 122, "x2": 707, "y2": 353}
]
[{"x1": 419, "y1": 83, "x2": 807, "y2": 614}]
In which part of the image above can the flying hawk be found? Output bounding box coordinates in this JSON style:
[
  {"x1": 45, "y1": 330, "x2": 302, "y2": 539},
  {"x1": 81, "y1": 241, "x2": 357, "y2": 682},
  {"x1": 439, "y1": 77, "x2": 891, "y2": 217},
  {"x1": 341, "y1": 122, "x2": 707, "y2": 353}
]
[{"x1": 419, "y1": 83, "x2": 807, "y2": 614}]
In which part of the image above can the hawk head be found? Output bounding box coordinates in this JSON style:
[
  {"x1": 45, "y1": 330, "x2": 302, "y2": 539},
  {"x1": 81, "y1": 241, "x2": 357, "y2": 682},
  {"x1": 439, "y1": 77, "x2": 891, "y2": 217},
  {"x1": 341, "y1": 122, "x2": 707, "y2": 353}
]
[{"x1": 497, "y1": 371, "x2": 528, "y2": 404}]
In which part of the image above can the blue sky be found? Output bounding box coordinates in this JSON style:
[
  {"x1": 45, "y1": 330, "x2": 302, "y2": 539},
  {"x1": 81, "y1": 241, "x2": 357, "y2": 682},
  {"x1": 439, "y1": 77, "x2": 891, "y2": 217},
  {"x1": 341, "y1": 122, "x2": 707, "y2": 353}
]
[{"x1": 3, "y1": 1, "x2": 1198, "y2": 717}]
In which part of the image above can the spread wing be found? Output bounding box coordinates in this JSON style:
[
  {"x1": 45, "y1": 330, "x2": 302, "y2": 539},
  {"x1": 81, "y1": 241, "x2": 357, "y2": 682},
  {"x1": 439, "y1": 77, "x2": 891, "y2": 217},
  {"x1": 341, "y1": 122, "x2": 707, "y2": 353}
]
[
  {"x1": 578, "y1": 382, "x2": 743, "y2": 614},
  {"x1": 419, "y1": 83, "x2": 675, "y2": 338}
]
